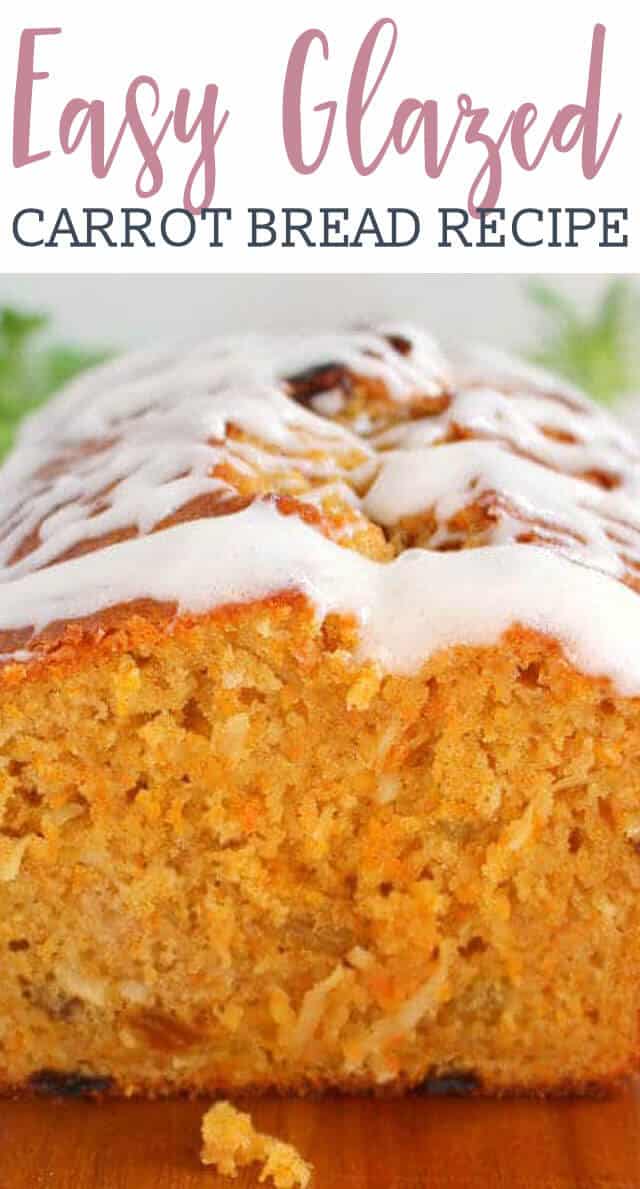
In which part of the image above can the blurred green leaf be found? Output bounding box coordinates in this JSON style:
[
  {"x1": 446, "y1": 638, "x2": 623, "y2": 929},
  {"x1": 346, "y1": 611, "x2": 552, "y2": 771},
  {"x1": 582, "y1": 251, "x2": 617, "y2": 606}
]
[
  {"x1": 527, "y1": 280, "x2": 640, "y2": 406},
  {"x1": 0, "y1": 307, "x2": 110, "y2": 458}
]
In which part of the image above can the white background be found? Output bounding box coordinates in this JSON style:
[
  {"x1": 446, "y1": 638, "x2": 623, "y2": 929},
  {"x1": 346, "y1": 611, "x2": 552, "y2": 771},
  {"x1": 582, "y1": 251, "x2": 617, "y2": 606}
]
[{"x1": 0, "y1": 0, "x2": 637, "y2": 273}]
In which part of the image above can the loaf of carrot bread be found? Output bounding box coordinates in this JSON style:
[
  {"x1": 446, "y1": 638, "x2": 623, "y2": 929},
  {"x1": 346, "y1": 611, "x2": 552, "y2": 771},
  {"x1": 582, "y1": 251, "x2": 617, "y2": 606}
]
[{"x1": 1, "y1": 324, "x2": 640, "y2": 1097}]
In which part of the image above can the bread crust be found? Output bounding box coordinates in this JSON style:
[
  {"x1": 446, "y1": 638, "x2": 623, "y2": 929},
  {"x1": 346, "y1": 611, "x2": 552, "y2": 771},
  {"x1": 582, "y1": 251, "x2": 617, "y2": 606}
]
[
  {"x1": 2, "y1": 328, "x2": 640, "y2": 1099},
  {"x1": 2, "y1": 1065, "x2": 632, "y2": 1101}
]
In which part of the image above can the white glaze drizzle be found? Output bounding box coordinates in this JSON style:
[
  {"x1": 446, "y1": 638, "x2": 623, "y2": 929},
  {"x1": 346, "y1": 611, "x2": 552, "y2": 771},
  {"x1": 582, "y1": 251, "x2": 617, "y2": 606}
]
[
  {"x1": 0, "y1": 386, "x2": 371, "y2": 580},
  {"x1": 18, "y1": 323, "x2": 448, "y2": 449},
  {"x1": 365, "y1": 443, "x2": 640, "y2": 580},
  {"x1": 374, "y1": 386, "x2": 640, "y2": 491},
  {"x1": 1, "y1": 325, "x2": 640, "y2": 692},
  {"x1": 1, "y1": 502, "x2": 640, "y2": 692}
]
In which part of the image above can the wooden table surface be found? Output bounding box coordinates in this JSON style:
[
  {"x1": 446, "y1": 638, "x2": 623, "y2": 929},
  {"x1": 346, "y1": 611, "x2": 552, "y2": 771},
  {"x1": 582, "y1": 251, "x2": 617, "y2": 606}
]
[{"x1": 1, "y1": 1082, "x2": 639, "y2": 1189}]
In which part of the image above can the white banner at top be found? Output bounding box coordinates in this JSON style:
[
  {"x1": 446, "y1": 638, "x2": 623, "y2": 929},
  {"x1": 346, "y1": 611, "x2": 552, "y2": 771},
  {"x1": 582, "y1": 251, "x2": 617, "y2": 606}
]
[{"x1": 0, "y1": 0, "x2": 637, "y2": 272}]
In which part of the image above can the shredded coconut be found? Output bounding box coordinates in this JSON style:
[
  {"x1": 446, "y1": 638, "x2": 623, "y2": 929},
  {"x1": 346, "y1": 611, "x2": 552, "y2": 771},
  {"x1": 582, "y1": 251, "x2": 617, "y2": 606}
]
[{"x1": 200, "y1": 1101, "x2": 312, "y2": 1188}]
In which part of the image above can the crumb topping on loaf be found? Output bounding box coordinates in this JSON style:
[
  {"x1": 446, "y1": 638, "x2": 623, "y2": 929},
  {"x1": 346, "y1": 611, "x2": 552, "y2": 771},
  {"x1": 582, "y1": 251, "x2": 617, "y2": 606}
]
[{"x1": 1, "y1": 324, "x2": 640, "y2": 689}]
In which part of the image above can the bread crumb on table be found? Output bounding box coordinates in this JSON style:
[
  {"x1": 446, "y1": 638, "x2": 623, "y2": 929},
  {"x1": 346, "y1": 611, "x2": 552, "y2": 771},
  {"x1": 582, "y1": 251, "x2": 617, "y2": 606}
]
[{"x1": 200, "y1": 1101, "x2": 313, "y2": 1188}]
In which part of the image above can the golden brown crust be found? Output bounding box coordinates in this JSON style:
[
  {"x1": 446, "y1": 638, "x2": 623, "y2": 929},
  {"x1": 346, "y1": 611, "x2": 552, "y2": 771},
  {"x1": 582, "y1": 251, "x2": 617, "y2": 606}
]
[
  {"x1": 2, "y1": 1063, "x2": 633, "y2": 1102},
  {"x1": 2, "y1": 334, "x2": 640, "y2": 1101},
  {"x1": 4, "y1": 329, "x2": 640, "y2": 662}
]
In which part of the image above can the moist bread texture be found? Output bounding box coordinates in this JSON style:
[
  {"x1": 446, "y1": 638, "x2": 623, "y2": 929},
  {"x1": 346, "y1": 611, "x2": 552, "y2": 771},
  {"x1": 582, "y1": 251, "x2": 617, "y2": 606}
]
[{"x1": 1, "y1": 326, "x2": 640, "y2": 1097}]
